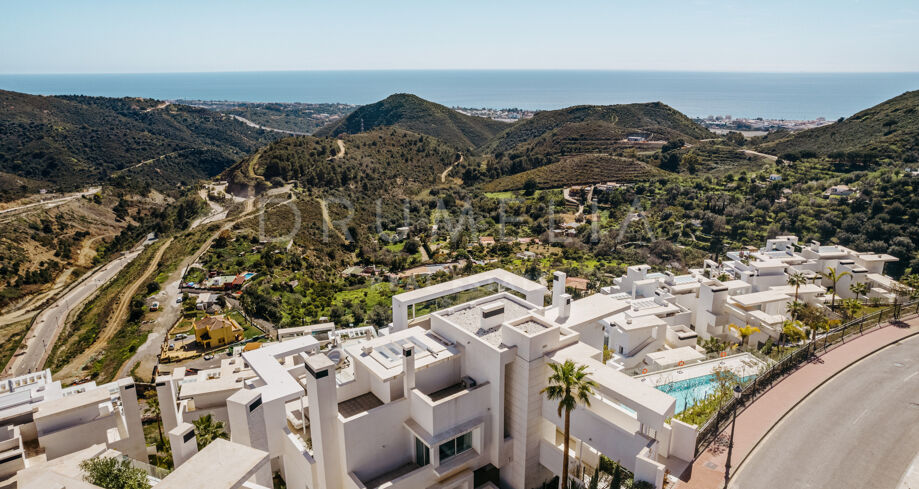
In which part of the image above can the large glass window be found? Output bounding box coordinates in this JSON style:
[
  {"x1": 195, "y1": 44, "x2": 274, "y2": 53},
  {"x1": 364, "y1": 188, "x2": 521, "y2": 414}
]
[
  {"x1": 415, "y1": 437, "x2": 430, "y2": 467},
  {"x1": 438, "y1": 431, "x2": 473, "y2": 462}
]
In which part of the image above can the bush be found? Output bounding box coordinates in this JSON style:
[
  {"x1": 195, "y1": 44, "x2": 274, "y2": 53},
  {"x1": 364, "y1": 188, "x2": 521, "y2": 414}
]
[{"x1": 80, "y1": 456, "x2": 151, "y2": 489}]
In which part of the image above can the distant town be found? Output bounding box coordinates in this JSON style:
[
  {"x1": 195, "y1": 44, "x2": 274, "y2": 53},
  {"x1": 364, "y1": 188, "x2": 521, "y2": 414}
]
[{"x1": 695, "y1": 114, "x2": 836, "y2": 136}]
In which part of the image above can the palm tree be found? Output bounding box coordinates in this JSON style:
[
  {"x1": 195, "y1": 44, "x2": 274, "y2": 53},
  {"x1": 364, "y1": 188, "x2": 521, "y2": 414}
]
[
  {"x1": 787, "y1": 272, "x2": 808, "y2": 305},
  {"x1": 902, "y1": 273, "x2": 919, "y2": 300},
  {"x1": 849, "y1": 281, "x2": 870, "y2": 304},
  {"x1": 840, "y1": 298, "x2": 862, "y2": 321},
  {"x1": 192, "y1": 414, "x2": 228, "y2": 450},
  {"x1": 543, "y1": 360, "x2": 597, "y2": 487},
  {"x1": 785, "y1": 300, "x2": 805, "y2": 322},
  {"x1": 143, "y1": 393, "x2": 163, "y2": 445},
  {"x1": 821, "y1": 267, "x2": 851, "y2": 309},
  {"x1": 730, "y1": 323, "x2": 761, "y2": 347}
]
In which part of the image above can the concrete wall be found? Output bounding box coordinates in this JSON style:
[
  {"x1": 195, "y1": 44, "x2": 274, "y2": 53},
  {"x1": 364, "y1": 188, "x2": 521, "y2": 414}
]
[
  {"x1": 281, "y1": 428, "x2": 316, "y2": 489},
  {"x1": 341, "y1": 398, "x2": 411, "y2": 483}
]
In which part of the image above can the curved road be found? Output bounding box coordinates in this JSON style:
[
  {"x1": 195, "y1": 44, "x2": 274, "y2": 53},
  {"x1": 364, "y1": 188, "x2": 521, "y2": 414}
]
[
  {"x1": 4, "y1": 238, "x2": 153, "y2": 377},
  {"x1": 731, "y1": 334, "x2": 919, "y2": 489}
]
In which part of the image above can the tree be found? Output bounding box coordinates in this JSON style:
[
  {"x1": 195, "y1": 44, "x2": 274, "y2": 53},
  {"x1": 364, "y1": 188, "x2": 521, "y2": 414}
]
[
  {"x1": 840, "y1": 298, "x2": 862, "y2": 321},
  {"x1": 193, "y1": 414, "x2": 228, "y2": 450},
  {"x1": 523, "y1": 178, "x2": 538, "y2": 196},
  {"x1": 700, "y1": 337, "x2": 726, "y2": 354},
  {"x1": 589, "y1": 465, "x2": 600, "y2": 489},
  {"x1": 785, "y1": 301, "x2": 804, "y2": 323},
  {"x1": 849, "y1": 281, "x2": 870, "y2": 304},
  {"x1": 542, "y1": 360, "x2": 597, "y2": 488},
  {"x1": 786, "y1": 272, "x2": 808, "y2": 313},
  {"x1": 143, "y1": 391, "x2": 163, "y2": 445},
  {"x1": 80, "y1": 456, "x2": 151, "y2": 489},
  {"x1": 730, "y1": 323, "x2": 760, "y2": 347},
  {"x1": 782, "y1": 320, "x2": 807, "y2": 343},
  {"x1": 611, "y1": 463, "x2": 623, "y2": 489},
  {"x1": 821, "y1": 267, "x2": 850, "y2": 309}
]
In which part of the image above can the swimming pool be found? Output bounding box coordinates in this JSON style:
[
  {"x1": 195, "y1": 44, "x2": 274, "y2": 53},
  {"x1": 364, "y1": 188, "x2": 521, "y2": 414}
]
[{"x1": 655, "y1": 374, "x2": 754, "y2": 414}]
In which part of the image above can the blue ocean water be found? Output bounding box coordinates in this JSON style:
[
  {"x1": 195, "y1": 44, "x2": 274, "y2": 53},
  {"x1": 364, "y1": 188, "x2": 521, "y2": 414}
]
[{"x1": 1, "y1": 70, "x2": 918, "y2": 120}]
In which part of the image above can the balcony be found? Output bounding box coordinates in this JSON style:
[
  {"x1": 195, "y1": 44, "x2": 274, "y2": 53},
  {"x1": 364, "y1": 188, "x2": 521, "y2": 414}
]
[{"x1": 409, "y1": 380, "x2": 489, "y2": 436}]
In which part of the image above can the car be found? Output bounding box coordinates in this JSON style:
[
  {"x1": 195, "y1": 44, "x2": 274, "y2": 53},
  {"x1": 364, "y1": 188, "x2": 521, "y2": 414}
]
[
  {"x1": 176, "y1": 296, "x2": 184, "y2": 303},
  {"x1": 203, "y1": 354, "x2": 214, "y2": 361}
]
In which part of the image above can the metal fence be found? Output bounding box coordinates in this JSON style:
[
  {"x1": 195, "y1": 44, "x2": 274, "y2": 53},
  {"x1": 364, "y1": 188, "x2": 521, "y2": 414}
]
[{"x1": 695, "y1": 299, "x2": 919, "y2": 454}]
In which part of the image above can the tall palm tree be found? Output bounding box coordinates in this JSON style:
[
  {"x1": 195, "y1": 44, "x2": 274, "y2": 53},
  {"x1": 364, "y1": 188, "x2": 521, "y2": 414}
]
[
  {"x1": 730, "y1": 323, "x2": 761, "y2": 347},
  {"x1": 785, "y1": 300, "x2": 805, "y2": 322},
  {"x1": 787, "y1": 272, "x2": 808, "y2": 305},
  {"x1": 543, "y1": 360, "x2": 596, "y2": 487},
  {"x1": 849, "y1": 281, "x2": 870, "y2": 304},
  {"x1": 821, "y1": 267, "x2": 851, "y2": 309},
  {"x1": 192, "y1": 414, "x2": 228, "y2": 450}
]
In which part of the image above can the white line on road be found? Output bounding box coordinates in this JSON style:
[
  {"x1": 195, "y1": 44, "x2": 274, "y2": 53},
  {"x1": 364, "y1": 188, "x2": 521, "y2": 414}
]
[
  {"x1": 905, "y1": 371, "x2": 919, "y2": 382},
  {"x1": 850, "y1": 408, "x2": 870, "y2": 425}
]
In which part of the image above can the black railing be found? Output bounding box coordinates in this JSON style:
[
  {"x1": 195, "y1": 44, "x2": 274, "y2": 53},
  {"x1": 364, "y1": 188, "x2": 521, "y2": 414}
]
[{"x1": 695, "y1": 299, "x2": 919, "y2": 454}]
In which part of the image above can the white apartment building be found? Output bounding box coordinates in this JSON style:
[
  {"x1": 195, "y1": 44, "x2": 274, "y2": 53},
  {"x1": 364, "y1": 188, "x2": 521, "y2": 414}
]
[
  {"x1": 0, "y1": 370, "x2": 145, "y2": 481},
  {"x1": 151, "y1": 269, "x2": 696, "y2": 489}
]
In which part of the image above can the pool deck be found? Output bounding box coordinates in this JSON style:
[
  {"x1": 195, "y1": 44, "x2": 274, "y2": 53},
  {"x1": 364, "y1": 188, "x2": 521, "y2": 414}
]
[
  {"x1": 674, "y1": 316, "x2": 919, "y2": 489},
  {"x1": 636, "y1": 353, "x2": 766, "y2": 387}
]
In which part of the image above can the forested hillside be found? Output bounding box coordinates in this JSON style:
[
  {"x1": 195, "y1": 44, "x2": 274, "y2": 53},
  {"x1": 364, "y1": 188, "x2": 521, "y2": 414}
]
[
  {"x1": 0, "y1": 90, "x2": 278, "y2": 195},
  {"x1": 756, "y1": 90, "x2": 919, "y2": 165},
  {"x1": 315, "y1": 93, "x2": 510, "y2": 150}
]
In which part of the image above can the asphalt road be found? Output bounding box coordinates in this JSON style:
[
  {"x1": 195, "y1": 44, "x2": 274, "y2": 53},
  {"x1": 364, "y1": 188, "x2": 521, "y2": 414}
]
[
  {"x1": 731, "y1": 334, "x2": 919, "y2": 489},
  {"x1": 4, "y1": 239, "x2": 151, "y2": 377}
]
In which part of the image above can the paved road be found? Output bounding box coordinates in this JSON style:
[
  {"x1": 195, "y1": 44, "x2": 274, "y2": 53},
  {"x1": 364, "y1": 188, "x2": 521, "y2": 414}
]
[
  {"x1": 731, "y1": 334, "x2": 919, "y2": 489},
  {"x1": 0, "y1": 187, "x2": 101, "y2": 222},
  {"x1": 4, "y1": 238, "x2": 152, "y2": 377}
]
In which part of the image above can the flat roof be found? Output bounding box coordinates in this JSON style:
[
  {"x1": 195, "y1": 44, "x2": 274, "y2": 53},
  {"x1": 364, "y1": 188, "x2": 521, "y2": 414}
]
[
  {"x1": 609, "y1": 313, "x2": 666, "y2": 331},
  {"x1": 543, "y1": 294, "x2": 629, "y2": 327},
  {"x1": 645, "y1": 347, "x2": 705, "y2": 365},
  {"x1": 344, "y1": 327, "x2": 458, "y2": 381},
  {"x1": 550, "y1": 343, "x2": 675, "y2": 419},
  {"x1": 731, "y1": 290, "x2": 789, "y2": 307},
  {"x1": 156, "y1": 439, "x2": 268, "y2": 489},
  {"x1": 34, "y1": 387, "x2": 110, "y2": 419},
  {"x1": 439, "y1": 295, "x2": 534, "y2": 346},
  {"x1": 179, "y1": 377, "x2": 243, "y2": 398},
  {"x1": 392, "y1": 268, "x2": 546, "y2": 304}
]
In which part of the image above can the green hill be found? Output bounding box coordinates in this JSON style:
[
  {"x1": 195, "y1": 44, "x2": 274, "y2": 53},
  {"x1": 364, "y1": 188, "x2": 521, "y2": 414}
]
[
  {"x1": 483, "y1": 154, "x2": 664, "y2": 191},
  {"x1": 483, "y1": 102, "x2": 712, "y2": 155},
  {"x1": 314, "y1": 93, "x2": 510, "y2": 150},
  {"x1": 0, "y1": 90, "x2": 278, "y2": 194},
  {"x1": 756, "y1": 90, "x2": 919, "y2": 163}
]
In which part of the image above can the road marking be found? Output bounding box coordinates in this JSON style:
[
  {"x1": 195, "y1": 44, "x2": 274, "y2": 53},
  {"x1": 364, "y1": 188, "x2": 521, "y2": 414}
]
[
  {"x1": 898, "y1": 451, "x2": 919, "y2": 489},
  {"x1": 851, "y1": 408, "x2": 870, "y2": 425},
  {"x1": 906, "y1": 371, "x2": 919, "y2": 382}
]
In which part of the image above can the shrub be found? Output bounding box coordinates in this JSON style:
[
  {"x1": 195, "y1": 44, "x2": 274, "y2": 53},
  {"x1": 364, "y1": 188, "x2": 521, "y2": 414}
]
[{"x1": 80, "y1": 456, "x2": 151, "y2": 489}]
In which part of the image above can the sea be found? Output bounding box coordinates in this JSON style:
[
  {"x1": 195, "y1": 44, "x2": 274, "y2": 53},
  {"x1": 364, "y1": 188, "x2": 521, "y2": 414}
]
[{"x1": 2, "y1": 70, "x2": 918, "y2": 120}]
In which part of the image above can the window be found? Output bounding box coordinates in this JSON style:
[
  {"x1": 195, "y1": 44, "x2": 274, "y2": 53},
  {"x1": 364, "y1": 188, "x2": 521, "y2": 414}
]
[
  {"x1": 415, "y1": 437, "x2": 430, "y2": 467},
  {"x1": 438, "y1": 432, "x2": 472, "y2": 462}
]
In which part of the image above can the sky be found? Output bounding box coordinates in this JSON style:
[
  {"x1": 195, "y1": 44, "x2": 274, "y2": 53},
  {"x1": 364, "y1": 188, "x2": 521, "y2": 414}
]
[{"x1": 2, "y1": 0, "x2": 919, "y2": 74}]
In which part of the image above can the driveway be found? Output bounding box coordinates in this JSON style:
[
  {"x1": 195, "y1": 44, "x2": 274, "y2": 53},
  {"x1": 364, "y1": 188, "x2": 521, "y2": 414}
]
[{"x1": 731, "y1": 334, "x2": 919, "y2": 489}]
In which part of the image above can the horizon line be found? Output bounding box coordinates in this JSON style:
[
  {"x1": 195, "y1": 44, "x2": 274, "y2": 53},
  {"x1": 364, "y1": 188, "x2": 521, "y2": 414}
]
[{"x1": 3, "y1": 68, "x2": 919, "y2": 76}]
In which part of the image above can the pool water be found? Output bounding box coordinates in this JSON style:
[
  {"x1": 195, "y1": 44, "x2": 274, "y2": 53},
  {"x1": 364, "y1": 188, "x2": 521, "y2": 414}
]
[{"x1": 655, "y1": 374, "x2": 754, "y2": 414}]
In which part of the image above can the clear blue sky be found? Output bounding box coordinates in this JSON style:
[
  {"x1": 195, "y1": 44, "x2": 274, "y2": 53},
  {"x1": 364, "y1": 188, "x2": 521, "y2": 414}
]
[{"x1": 2, "y1": 0, "x2": 918, "y2": 74}]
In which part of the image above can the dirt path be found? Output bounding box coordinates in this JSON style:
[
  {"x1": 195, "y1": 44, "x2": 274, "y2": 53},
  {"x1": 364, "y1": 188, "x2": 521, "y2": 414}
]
[
  {"x1": 334, "y1": 139, "x2": 345, "y2": 159},
  {"x1": 742, "y1": 149, "x2": 778, "y2": 162},
  {"x1": 440, "y1": 154, "x2": 463, "y2": 183},
  {"x1": 114, "y1": 194, "x2": 287, "y2": 379},
  {"x1": 55, "y1": 238, "x2": 173, "y2": 382},
  {"x1": 0, "y1": 268, "x2": 76, "y2": 327},
  {"x1": 143, "y1": 101, "x2": 171, "y2": 113},
  {"x1": 317, "y1": 197, "x2": 346, "y2": 242},
  {"x1": 114, "y1": 150, "x2": 193, "y2": 176}
]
